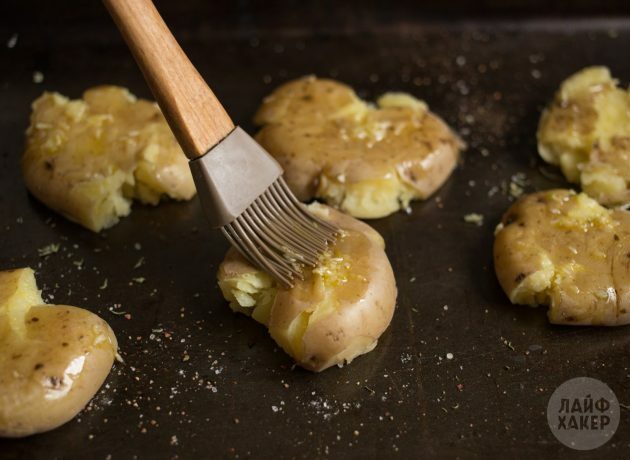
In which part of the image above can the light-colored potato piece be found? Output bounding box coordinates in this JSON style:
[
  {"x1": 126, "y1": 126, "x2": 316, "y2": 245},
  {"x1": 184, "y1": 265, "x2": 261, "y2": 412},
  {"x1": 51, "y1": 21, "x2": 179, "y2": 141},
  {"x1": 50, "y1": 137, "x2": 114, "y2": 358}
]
[
  {"x1": 494, "y1": 190, "x2": 630, "y2": 326},
  {"x1": 0, "y1": 268, "x2": 43, "y2": 339},
  {"x1": 254, "y1": 76, "x2": 464, "y2": 218},
  {"x1": 537, "y1": 67, "x2": 630, "y2": 205},
  {"x1": 0, "y1": 268, "x2": 118, "y2": 437},
  {"x1": 218, "y1": 203, "x2": 397, "y2": 371},
  {"x1": 22, "y1": 86, "x2": 196, "y2": 232}
]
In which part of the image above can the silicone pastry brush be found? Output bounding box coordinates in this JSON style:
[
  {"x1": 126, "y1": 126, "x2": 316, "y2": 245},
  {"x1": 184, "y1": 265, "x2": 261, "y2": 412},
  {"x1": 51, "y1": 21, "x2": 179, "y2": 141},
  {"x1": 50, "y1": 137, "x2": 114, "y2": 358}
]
[{"x1": 103, "y1": 0, "x2": 337, "y2": 287}]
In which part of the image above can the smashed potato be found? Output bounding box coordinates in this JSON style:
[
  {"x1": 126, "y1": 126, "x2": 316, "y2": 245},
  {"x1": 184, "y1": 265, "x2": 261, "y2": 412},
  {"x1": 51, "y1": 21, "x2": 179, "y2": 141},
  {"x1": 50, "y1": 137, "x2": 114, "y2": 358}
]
[
  {"x1": 22, "y1": 86, "x2": 196, "y2": 232},
  {"x1": 218, "y1": 203, "x2": 397, "y2": 371},
  {"x1": 494, "y1": 190, "x2": 630, "y2": 326},
  {"x1": 538, "y1": 67, "x2": 630, "y2": 205},
  {"x1": 254, "y1": 76, "x2": 464, "y2": 218},
  {"x1": 0, "y1": 268, "x2": 118, "y2": 437}
]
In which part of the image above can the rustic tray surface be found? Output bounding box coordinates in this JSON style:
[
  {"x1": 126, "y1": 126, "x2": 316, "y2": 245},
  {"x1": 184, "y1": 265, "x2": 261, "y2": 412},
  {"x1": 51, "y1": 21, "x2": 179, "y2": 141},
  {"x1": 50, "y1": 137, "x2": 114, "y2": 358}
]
[{"x1": 1, "y1": 2, "x2": 629, "y2": 458}]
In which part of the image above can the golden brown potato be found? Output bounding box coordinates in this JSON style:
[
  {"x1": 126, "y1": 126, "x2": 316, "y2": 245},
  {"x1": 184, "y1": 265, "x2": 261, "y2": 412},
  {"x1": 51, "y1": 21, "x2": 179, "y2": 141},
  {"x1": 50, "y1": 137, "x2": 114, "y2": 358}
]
[
  {"x1": 0, "y1": 268, "x2": 118, "y2": 437},
  {"x1": 494, "y1": 189, "x2": 630, "y2": 326},
  {"x1": 218, "y1": 203, "x2": 397, "y2": 371},
  {"x1": 537, "y1": 67, "x2": 630, "y2": 205},
  {"x1": 22, "y1": 86, "x2": 196, "y2": 232},
  {"x1": 254, "y1": 76, "x2": 464, "y2": 218}
]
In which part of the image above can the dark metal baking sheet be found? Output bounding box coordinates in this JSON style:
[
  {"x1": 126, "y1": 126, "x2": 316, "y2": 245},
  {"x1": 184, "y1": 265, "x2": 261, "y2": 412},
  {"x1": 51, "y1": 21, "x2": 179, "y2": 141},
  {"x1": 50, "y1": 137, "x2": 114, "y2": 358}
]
[{"x1": 1, "y1": 2, "x2": 629, "y2": 458}]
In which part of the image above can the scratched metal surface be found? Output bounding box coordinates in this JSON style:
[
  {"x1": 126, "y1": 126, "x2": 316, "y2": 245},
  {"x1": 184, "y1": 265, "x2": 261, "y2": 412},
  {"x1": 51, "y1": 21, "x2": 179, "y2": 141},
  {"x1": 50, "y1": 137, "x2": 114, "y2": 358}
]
[{"x1": 1, "y1": 1, "x2": 630, "y2": 459}]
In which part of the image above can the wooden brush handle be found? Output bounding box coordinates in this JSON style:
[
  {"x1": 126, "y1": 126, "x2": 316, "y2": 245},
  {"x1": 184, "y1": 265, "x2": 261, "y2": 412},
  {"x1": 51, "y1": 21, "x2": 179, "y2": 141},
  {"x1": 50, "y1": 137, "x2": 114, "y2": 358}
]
[{"x1": 103, "y1": 0, "x2": 234, "y2": 158}]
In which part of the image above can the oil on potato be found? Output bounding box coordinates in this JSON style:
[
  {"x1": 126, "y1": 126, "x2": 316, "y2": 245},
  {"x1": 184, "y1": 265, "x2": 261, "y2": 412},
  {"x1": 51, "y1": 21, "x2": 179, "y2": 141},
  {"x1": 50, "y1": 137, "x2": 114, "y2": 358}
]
[
  {"x1": 538, "y1": 67, "x2": 630, "y2": 206},
  {"x1": 494, "y1": 189, "x2": 630, "y2": 326},
  {"x1": 218, "y1": 203, "x2": 397, "y2": 371},
  {"x1": 254, "y1": 76, "x2": 464, "y2": 219},
  {"x1": 0, "y1": 268, "x2": 118, "y2": 437},
  {"x1": 22, "y1": 86, "x2": 196, "y2": 232}
]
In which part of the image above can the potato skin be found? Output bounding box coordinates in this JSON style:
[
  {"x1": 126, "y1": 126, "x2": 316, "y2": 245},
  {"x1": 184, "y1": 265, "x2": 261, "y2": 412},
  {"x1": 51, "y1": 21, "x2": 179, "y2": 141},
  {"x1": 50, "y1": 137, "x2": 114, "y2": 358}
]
[
  {"x1": 218, "y1": 204, "x2": 397, "y2": 371},
  {"x1": 254, "y1": 76, "x2": 464, "y2": 218},
  {"x1": 0, "y1": 305, "x2": 117, "y2": 437},
  {"x1": 494, "y1": 189, "x2": 630, "y2": 326}
]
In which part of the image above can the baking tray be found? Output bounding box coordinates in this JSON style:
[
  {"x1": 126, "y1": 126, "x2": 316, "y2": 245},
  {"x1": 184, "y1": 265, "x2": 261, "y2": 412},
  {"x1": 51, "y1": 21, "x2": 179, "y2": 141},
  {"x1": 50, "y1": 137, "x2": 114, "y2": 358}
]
[{"x1": 1, "y1": 1, "x2": 629, "y2": 458}]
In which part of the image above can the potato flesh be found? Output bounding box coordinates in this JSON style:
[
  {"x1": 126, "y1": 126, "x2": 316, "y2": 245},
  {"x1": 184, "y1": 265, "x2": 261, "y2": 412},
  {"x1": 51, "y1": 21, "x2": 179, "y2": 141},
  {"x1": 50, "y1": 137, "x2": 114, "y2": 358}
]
[
  {"x1": 254, "y1": 76, "x2": 464, "y2": 218},
  {"x1": 0, "y1": 269, "x2": 118, "y2": 437},
  {"x1": 0, "y1": 268, "x2": 43, "y2": 339},
  {"x1": 494, "y1": 190, "x2": 630, "y2": 325},
  {"x1": 218, "y1": 271, "x2": 276, "y2": 324},
  {"x1": 218, "y1": 203, "x2": 397, "y2": 371},
  {"x1": 537, "y1": 67, "x2": 630, "y2": 205},
  {"x1": 22, "y1": 86, "x2": 196, "y2": 231}
]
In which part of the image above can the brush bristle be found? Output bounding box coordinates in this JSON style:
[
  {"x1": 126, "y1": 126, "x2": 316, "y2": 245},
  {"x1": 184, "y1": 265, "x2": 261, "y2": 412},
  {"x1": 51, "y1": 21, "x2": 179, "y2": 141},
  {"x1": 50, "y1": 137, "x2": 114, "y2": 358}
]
[{"x1": 222, "y1": 178, "x2": 338, "y2": 288}]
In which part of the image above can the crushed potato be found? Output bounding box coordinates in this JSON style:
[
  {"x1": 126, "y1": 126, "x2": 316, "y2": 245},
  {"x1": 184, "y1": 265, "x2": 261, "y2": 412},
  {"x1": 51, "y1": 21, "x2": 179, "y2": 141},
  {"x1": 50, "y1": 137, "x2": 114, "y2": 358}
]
[
  {"x1": 494, "y1": 189, "x2": 630, "y2": 326},
  {"x1": 22, "y1": 86, "x2": 196, "y2": 231},
  {"x1": 0, "y1": 268, "x2": 118, "y2": 437},
  {"x1": 218, "y1": 203, "x2": 397, "y2": 371},
  {"x1": 538, "y1": 67, "x2": 630, "y2": 205},
  {"x1": 254, "y1": 76, "x2": 464, "y2": 218}
]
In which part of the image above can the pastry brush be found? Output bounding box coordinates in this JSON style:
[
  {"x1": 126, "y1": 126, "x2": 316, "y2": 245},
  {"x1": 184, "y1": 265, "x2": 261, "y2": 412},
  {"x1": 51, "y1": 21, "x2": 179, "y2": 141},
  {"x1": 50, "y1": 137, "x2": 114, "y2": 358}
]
[{"x1": 103, "y1": 0, "x2": 337, "y2": 288}]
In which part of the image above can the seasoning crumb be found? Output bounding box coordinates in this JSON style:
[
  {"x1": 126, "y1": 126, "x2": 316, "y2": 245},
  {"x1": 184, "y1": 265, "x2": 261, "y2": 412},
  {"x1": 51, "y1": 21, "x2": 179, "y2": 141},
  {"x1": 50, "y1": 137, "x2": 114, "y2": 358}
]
[
  {"x1": 108, "y1": 305, "x2": 127, "y2": 316},
  {"x1": 170, "y1": 435, "x2": 178, "y2": 446},
  {"x1": 7, "y1": 33, "x2": 18, "y2": 48},
  {"x1": 132, "y1": 277, "x2": 146, "y2": 284},
  {"x1": 502, "y1": 338, "x2": 516, "y2": 351},
  {"x1": 463, "y1": 213, "x2": 484, "y2": 226},
  {"x1": 99, "y1": 279, "x2": 108, "y2": 290},
  {"x1": 33, "y1": 71, "x2": 44, "y2": 84},
  {"x1": 363, "y1": 386, "x2": 376, "y2": 395},
  {"x1": 446, "y1": 353, "x2": 454, "y2": 360},
  {"x1": 509, "y1": 173, "x2": 528, "y2": 198},
  {"x1": 509, "y1": 182, "x2": 524, "y2": 198},
  {"x1": 134, "y1": 257, "x2": 145, "y2": 269},
  {"x1": 38, "y1": 243, "x2": 60, "y2": 257}
]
